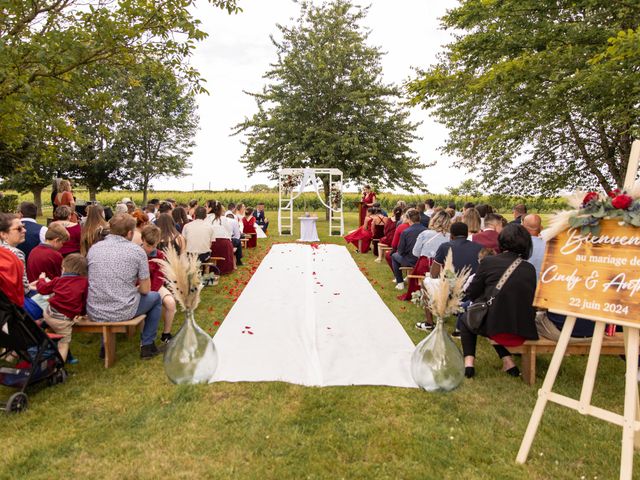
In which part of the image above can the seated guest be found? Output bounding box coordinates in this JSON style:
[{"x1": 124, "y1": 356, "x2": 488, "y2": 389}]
[
  {"x1": 208, "y1": 202, "x2": 236, "y2": 274},
  {"x1": 372, "y1": 202, "x2": 388, "y2": 217},
  {"x1": 475, "y1": 204, "x2": 494, "y2": 230},
  {"x1": 0, "y1": 247, "x2": 24, "y2": 306},
  {"x1": 17, "y1": 201, "x2": 46, "y2": 259},
  {"x1": 226, "y1": 212, "x2": 244, "y2": 266},
  {"x1": 416, "y1": 202, "x2": 430, "y2": 227},
  {"x1": 187, "y1": 200, "x2": 199, "y2": 220},
  {"x1": 462, "y1": 207, "x2": 481, "y2": 237},
  {"x1": 52, "y1": 206, "x2": 81, "y2": 256},
  {"x1": 253, "y1": 203, "x2": 269, "y2": 233},
  {"x1": 395, "y1": 200, "x2": 407, "y2": 214},
  {"x1": 391, "y1": 209, "x2": 426, "y2": 290},
  {"x1": 522, "y1": 214, "x2": 546, "y2": 278},
  {"x1": 36, "y1": 254, "x2": 88, "y2": 361},
  {"x1": 87, "y1": 213, "x2": 164, "y2": 358},
  {"x1": 412, "y1": 211, "x2": 451, "y2": 260},
  {"x1": 144, "y1": 203, "x2": 157, "y2": 223},
  {"x1": 158, "y1": 202, "x2": 172, "y2": 215},
  {"x1": 131, "y1": 209, "x2": 149, "y2": 246},
  {"x1": 425, "y1": 199, "x2": 435, "y2": 217},
  {"x1": 80, "y1": 204, "x2": 109, "y2": 255},
  {"x1": 344, "y1": 208, "x2": 375, "y2": 253},
  {"x1": 234, "y1": 204, "x2": 246, "y2": 231},
  {"x1": 385, "y1": 212, "x2": 410, "y2": 268},
  {"x1": 0, "y1": 213, "x2": 29, "y2": 295},
  {"x1": 140, "y1": 225, "x2": 176, "y2": 344},
  {"x1": 27, "y1": 223, "x2": 68, "y2": 282},
  {"x1": 172, "y1": 206, "x2": 189, "y2": 233},
  {"x1": 225, "y1": 202, "x2": 236, "y2": 217},
  {"x1": 182, "y1": 206, "x2": 216, "y2": 263},
  {"x1": 242, "y1": 208, "x2": 258, "y2": 248},
  {"x1": 471, "y1": 213, "x2": 504, "y2": 253},
  {"x1": 431, "y1": 222, "x2": 483, "y2": 278},
  {"x1": 511, "y1": 203, "x2": 527, "y2": 224},
  {"x1": 376, "y1": 207, "x2": 401, "y2": 262},
  {"x1": 126, "y1": 201, "x2": 136, "y2": 215},
  {"x1": 370, "y1": 208, "x2": 388, "y2": 256},
  {"x1": 115, "y1": 203, "x2": 128, "y2": 215},
  {"x1": 403, "y1": 211, "x2": 452, "y2": 301},
  {"x1": 535, "y1": 311, "x2": 594, "y2": 342},
  {"x1": 460, "y1": 224, "x2": 538, "y2": 378},
  {"x1": 156, "y1": 213, "x2": 186, "y2": 254}
]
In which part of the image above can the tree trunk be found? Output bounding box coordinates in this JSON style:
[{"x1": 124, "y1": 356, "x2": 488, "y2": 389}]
[
  {"x1": 89, "y1": 187, "x2": 97, "y2": 202},
  {"x1": 142, "y1": 178, "x2": 149, "y2": 205},
  {"x1": 31, "y1": 187, "x2": 43, "y2": 217}
]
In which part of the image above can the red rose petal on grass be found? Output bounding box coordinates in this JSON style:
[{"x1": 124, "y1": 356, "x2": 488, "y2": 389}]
[
  {"x1": 333, "y1": 293, "x2": 340, "y2": 296},
  {"x1": 248, "y1": 331, "x2": 254, "y2": 335},
  {"x1": 214, "y1": 321, "x2": 221, "y2": 326},
  {"x1": 245, "y1": 326, "x2": 251, "y2": 329},
  {"x1": 208, "y1": 306, "x2": 213, "y2": 312}
]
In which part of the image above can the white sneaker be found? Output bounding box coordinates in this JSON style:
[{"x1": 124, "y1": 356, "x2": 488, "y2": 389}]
[
  {"x1": 374, "y1": 258, "x2": 381, "y2": 263},
  {"x1": 392, "y1": 278, "x2": 398, "y2": 284},
  {"x1": 395, "y1": 282, "x2": 405, "y2": 290}
]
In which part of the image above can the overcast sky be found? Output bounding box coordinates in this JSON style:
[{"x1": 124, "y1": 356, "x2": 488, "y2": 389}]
[{"x1": 155, "y1": 0, "x2": 463, "y2": 193}]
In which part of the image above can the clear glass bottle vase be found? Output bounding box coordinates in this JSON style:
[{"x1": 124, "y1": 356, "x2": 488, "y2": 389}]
[
  {"x1": 411, "y1": 317, "x2": 464, "y2": 392},
  {"x1": 164, "y1": 310, "x2": 218, "y2": 384}
]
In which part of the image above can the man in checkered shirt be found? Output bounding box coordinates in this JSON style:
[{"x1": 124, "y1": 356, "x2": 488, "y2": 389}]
[{"x1": 87, "y1": 213, "x2": 164, "y2": 359}]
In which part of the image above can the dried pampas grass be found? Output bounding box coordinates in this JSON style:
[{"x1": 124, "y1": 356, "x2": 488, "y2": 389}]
[
  {"x1": 424, "y1": 250, "x2": 471, "y2": 319},
  {"x1": 541, "y1": 210, "x2": 575, "y2": 241},
  {"x1": 155, "y1": 244, "x2": 202, "y2": 311}
]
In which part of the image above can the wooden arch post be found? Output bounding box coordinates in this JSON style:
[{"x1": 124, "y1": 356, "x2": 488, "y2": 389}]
[{"x1": 516, "y1": 140, "x2": 640, "y2": 480}]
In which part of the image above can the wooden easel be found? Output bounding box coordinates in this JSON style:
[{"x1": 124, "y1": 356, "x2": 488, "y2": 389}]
[{"x1": 517, "y1": 140, "x2": 640, "y2": 480}]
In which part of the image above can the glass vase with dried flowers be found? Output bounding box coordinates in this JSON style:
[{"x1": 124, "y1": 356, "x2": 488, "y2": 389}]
[
  {"x1": 157, "y1": 245, "x2": 218, "y2": 384},
  {"x1": 410, "y1": 250, "x2": 470, "y2": 391}
]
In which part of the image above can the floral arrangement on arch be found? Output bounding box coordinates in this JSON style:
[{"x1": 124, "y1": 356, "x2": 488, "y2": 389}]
[
  {"x1": 544, "y1": 183, "x2": 640, "y2": 239},
  {"x1": 330, "y1": 183, "x2": 342, "y2": 208},
  {"x1": 411, "y1": 250, "x2": 471, "y2": 320},
  {"x1": 281, "y1": 173, "x2": 304, "y2": 194}
]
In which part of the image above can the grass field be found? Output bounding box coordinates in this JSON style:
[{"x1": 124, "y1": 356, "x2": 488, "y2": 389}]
[{"x1": 1, "y1": 211, "x2": 635, "y2": 479}]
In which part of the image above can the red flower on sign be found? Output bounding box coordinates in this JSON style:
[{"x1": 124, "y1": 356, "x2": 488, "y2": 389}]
[
  {"x1": 581, "y1": 192, "x2": 598, "y2": 205},
  {"x1": 612, "y1": 194, "x2": 633, "y2": 210},
  {"x1": 608, "y1": 188, "x2": 621, "y2": 199}
]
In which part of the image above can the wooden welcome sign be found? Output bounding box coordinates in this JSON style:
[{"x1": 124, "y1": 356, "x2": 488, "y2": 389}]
[
  {"x1": 517, "y1": 140, "x2": 640, "y2": 480},
  {"x1": 534, "y1": 219, "x2": 640, "y2": 327}
]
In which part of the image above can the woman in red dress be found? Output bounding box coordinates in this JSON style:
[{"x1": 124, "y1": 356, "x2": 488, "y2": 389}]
[
  {"x1": 242, "y1": 208, "x2": 258, "y2": 248},
  {"x1": 359, "y1": 185, "x2": 376, "y2": 227},
  {"x1": 370, "y1": 208, "x2": 387, "y2": 256},
  {"x1": 345, "y1": 208, "x2": 374, "y2": 253},
  {"x1": 53, "y1": 205, "x2": 81, "y2": 256},
  {"x1": 375, "y1": 206, "x2": 402, "y2": 262}
]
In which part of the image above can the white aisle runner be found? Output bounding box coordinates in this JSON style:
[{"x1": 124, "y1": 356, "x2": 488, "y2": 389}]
[{"x1": 210, "y1": 243, "x2": 417, "y2": 388}]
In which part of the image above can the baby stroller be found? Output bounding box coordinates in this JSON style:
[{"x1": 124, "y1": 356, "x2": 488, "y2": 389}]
[{"x1": 0, "y1": 291, "x2": 67, "y2": 413}]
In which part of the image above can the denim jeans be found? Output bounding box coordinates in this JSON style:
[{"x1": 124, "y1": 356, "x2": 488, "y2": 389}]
[{"x1": 135, "y1": 291, "x2": 162, "y2": 346}]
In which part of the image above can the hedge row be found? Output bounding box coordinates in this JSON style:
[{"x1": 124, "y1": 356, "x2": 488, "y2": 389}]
[{"x1": 7, "y1": 189, "x2": 569, "y2": 214}]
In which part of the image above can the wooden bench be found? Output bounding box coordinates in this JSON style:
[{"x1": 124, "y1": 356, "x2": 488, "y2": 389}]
[
  {"x1": 73, "y1": 315, "x2": 146, "y2": 368},
  {"x1": 492, "y1": 333, "x2": 626, "y2": 386}
]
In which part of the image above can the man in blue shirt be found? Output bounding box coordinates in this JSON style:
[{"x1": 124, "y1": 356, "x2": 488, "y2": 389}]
[
  {"x1": 253, "y1": 203, "x2": 269, "y2": 233},
  {"x1": 391, "y1": 209, "x2": 426, "y2": 290},
  {"x1": 522, "y1": 214, "x2": 546, "y2": 279},
  {"x1": 431, "y1": 222, "x2": 483, "y2": 277}
]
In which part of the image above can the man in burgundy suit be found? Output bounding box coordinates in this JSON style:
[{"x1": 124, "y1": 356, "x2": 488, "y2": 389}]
[{"x1": 471, "y1": 213, "x2": 504, "y2": 253}]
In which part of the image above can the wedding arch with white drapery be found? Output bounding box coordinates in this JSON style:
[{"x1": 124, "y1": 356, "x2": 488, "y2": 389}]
[{"x1": 278, "y1": 168, "x2": 344, "y2": 236}]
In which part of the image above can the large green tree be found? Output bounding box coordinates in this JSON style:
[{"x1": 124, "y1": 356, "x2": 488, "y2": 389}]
[
  {"x1": 234, "y1": 0, "x2": 424, "y2": 201},
  {"x1": 0, "y1": 0, "x2": 239, "y2": 147},
  {"x1": 120, "y1": 62, "x2": 199, "y2": 204},
  {"x1": 407, "y1": 1, "x2": 640, "y2": 195}
]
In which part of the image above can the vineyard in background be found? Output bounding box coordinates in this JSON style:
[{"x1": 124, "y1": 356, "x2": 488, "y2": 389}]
[{"x1": 3, "y1": 189, "x2": 570, "y2": 214}]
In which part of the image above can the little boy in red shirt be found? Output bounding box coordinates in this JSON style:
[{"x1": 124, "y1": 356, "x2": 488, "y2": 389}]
[
  {"x1": 36, "y1": 253, "x2": 88, "y2": 360},
  {"x1": 140, "y1": 225, "x2": 176, "y2": 344},
  {"x1": 27, "y1": 223, "x2": 69, "y2": 282}
]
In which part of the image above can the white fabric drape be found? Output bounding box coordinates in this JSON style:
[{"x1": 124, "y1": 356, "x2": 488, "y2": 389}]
[{"x1": 210, "y1": 243, "x2": 417, "y2": 388}]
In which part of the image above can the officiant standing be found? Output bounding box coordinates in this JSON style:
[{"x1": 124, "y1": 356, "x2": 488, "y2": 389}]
[{"x1": 359, "y1": 185, "x2": 376, "y2": 227}]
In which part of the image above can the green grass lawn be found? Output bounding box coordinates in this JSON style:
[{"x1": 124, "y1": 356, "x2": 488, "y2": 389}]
[{"x1": 1, "y1": 211, "x2": 635, "y2": 479}]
